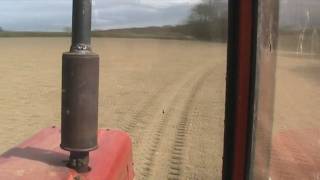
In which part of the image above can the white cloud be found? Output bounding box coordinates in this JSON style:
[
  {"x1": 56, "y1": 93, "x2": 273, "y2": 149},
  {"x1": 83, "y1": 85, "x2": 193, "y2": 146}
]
[{"x1": 0, "y1": 0, "x2": 199, "y2": 31}]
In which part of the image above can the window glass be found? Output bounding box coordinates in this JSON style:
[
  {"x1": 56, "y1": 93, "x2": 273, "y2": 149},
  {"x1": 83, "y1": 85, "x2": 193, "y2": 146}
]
[
  {"x1": 271, "y1": 0, "x2": 320, "y2": 179},
  {"x1": 251, "y1": 0, "x2": 320, "y2": 179}
]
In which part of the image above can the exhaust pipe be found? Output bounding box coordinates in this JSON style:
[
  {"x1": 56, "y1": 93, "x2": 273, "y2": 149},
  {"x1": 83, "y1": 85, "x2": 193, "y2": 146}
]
[{"x1": 60, "y1": 0, "x2": 99, "y2": 173}]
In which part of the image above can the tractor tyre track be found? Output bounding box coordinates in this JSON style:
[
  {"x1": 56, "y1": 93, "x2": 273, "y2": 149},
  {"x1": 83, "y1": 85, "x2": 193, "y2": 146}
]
[
  {"x1": 115, "y1": 66, "x2": 209, "y2": 179},
  {"x1": 136, "y1": 67, "x2": 216, "y2": 180},
  {"x1": 166, "y1": 69, "x2": 213, "y2": 180}
]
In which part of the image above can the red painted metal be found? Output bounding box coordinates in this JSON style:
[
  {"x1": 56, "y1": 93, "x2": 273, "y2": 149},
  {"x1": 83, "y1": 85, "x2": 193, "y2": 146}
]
[
  {"x1": 232, "y1": 0, "x2": 254, "y2": 179},
  {"x1": 270, "y1": 129, "x2": 320, "y2": 179},
  {"x1": 0, "y1": 127, "x2": 134, "y2": 180}
]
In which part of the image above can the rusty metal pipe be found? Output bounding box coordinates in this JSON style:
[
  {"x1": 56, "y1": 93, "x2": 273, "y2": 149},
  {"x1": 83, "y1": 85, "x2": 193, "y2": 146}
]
[
  {"x1": 60, "y1": 0, "x2": 99, "y2": 173},
  {"x1": 71, "y1": 0, "x2": 92, "y2": 52}
]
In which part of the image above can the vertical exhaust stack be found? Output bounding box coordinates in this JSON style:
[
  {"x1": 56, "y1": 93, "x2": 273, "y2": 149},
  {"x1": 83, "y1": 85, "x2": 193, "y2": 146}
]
[{"x1": 61, "y1": 0, "x2": 99, "y2": 173}]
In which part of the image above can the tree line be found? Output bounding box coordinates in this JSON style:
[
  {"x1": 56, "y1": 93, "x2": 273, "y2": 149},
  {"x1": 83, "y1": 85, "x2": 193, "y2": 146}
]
[{"x1": 0, "y1": 0, "x2": 228, "y2": 42}]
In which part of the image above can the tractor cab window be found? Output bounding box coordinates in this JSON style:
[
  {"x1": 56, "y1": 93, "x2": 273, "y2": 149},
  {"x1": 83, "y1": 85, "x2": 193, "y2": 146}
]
[
  {"x1": 251, "y1": 0, "x2": 320, "y2": 179},
  {"x1": 0, "y1": 0, "x2": 228, "y2": 179}
]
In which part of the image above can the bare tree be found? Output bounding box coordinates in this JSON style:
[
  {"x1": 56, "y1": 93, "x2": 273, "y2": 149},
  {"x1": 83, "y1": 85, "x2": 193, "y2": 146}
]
[
  {"x1": 186, "y1": 0, "x2": 228, "y2": 41},
  {"x1": 189, "y1": 0, "x2": 216, "y2": 22}
]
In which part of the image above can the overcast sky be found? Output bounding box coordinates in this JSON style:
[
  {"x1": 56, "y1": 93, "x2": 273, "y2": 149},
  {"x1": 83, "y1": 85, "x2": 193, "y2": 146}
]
[
  {"x1": 0, "y1": 0, "x2": 319, "y2": 31},
  {"x1": 0, "y1": 0, "x2": 201, "y2": 31}
]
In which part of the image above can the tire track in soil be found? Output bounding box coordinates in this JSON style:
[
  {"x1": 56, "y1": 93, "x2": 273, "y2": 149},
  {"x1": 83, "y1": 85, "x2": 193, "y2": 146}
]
[
  {"x1": 137, "y1": 67, "x2": 215, "y2": 180},
  {"x1": 167, "y1": 69, "x2": 213, "y2": 180},
  {"x1": 121, "y1": 85, "x2": 168, "y2": 133},
  {"x1": 138, "y1": 94, "x2": 181, "y2": 179},
  {"x1": 113, "y1": 66, "x2": 208, "y2": 179},
  {"x1": 120, "y1": 66, "x2": 204, "y2": 141}
]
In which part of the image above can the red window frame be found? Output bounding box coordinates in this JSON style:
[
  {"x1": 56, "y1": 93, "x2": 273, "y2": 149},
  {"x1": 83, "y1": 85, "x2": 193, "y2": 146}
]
[{"x1": 223, "y1": 0, "x2": 279, "y2": 179}]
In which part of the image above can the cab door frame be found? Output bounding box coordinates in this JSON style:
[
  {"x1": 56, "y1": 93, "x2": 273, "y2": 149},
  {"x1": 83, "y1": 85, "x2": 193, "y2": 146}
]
[{"x1": 222, "y1": 0, "x2": 279, "y2": 179}]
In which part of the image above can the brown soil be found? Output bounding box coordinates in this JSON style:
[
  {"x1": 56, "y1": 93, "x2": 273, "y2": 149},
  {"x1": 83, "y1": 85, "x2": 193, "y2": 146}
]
[
  {"x1": 0, "y1": 38, "x2": 319, "y2": 179},
  {"x1": 0, "y1": 38, "x2": 226, "y2": 179},
  {"x1": 273, "y1": 52, "x2": 320, "y2": 133}
]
